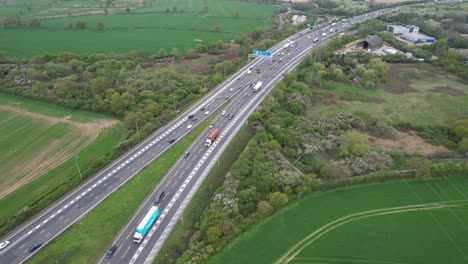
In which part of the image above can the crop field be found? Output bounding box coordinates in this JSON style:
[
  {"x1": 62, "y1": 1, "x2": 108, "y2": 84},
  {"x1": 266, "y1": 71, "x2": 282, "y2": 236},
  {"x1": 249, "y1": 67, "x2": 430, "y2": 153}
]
[
  {"x1": 312, "y1": 63, "x2": 468, "y2": 126},
  {"x1": 0, "y1": 93, "x2": 122, "y2": 223},
  {"x1": 0, "y1": 0, "x2": 278, "y2": 57},
  {"x1": 212, "y1": 177, "x2": 468, "y2": 264}
]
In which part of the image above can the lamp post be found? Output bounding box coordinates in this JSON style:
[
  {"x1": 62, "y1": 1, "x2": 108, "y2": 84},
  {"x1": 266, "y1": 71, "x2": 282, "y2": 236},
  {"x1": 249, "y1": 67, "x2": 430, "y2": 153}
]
[{"x1": 74, "y1": 156, "x2": 83, "y2": 181}]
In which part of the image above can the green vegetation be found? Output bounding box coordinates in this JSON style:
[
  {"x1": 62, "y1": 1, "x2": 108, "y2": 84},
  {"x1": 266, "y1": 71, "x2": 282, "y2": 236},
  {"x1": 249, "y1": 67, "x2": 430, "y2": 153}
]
[
  {"x1": 0, "y1": 93, "x2": 122, "y2": 236},
  {"x1": 156, "y1": 125, "x2": 256, "y2": 264},
  {"x1": 0, "y1": 0, "x2": 277, "y2": 57},
  {"x1": 27, "y1": 113, "x2": 212, "y2": 264},
  {"x1": 212, "y1": 177, "x2": 468, "y2": 264}
]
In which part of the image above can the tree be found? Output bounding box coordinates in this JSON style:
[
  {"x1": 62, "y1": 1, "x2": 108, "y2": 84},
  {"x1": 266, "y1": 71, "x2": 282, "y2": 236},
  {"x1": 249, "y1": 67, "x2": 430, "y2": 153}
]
[
  {"x1": 184, "y1": 48, "x2": 198, "y2": 59},
  {"x1": 367, "y1": 58, "x2": 389, "y2": 82},
  {"x1": 76, "y1": 20, "x2": 86, "y2": 29},
  {"x1": 172, "y1": 6, "x2": 177, "y2": 12},
  {"x1": 214, "y1": 25, "x2": 221, "y2": 32},
  {"x1": 170, "y1": 48, "x2": 180, "y2": 59},
  {"x1": 458, "y1": 138, "x2": 468, "y2": 153},
  {"x1": 339, "y1": 130, "x2": 369, "y2": 157},
  {"x1": 257, "y1": 200, "x2": 272, "y2": 215},
  {"x1": 206, "y1": 226, "x2": 221, "y2": 243},
  {"x1": 408, "y1": 157, "x2": 431, "y2": 179},
  {"x1": 320, "y1": 162, "x2": 352, "y2": 180},
  {"x1": 157, "y1": 48, "x2": 167, "y2": 58},
  {"x1": 97, "y1": 21, "x2": 104, "y2": 30},
  {"x1": 268, "y1": 192, "x2": 288, "y2": 208},
  {"x1": 215, "y1": 40, "x2": 224, "y2": 49}
]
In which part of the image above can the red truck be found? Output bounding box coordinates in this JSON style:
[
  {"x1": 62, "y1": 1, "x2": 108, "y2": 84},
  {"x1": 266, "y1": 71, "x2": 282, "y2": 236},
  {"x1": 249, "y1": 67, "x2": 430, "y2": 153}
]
[{"x1": 205, "y1": 128, "x2": 219, "y2": 147}]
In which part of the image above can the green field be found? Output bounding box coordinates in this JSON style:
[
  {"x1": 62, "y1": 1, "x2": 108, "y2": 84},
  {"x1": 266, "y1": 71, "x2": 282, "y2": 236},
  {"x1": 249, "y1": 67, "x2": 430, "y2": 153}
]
[
  {"x1": 0, "y1": 93, "x2": 122, "y2": 225},
  {"x1": 212, "y1": 177, "x2": 468, "y2": 264},
  {"x1": 313, "y1": 63, "x2": 468, "y2": 126},
  {"x1": 0, "y1": 0, "x2": 278, "y2": 57}
]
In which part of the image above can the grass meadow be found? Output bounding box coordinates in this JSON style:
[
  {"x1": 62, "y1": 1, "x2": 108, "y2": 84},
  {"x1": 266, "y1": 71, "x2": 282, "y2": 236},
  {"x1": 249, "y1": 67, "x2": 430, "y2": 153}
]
[
  {"x1": 0, "y1": 93, "x2": 122, "y2": 225},
  {"x1": 212, "y1": 177, "x2": 468, "y2": 264},
  {"x1": 0, "y1": 0, "x2": 278, "y2": 57},
  {"x1": 311, "y1": 63, "x2": 468, "y2": 126},
  {"x1": 27, "y1": 109, "x2": 216, "y2": 263}
]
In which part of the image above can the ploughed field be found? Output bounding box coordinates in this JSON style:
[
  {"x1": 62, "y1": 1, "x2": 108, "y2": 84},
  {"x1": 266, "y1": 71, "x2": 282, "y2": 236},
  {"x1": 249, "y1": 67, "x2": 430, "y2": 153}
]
[{"x1": 212, "y1": 177, "x2": 468, "y2": 264}]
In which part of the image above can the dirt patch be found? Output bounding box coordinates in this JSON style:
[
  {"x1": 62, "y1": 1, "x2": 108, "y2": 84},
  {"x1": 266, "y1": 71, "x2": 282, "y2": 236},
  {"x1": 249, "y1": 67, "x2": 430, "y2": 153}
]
[
  {"x1": 430, "y1": 85, "x2": 465, "y2": 96},
  {"x1": 369, "y1": 130, "x2": 451, "y2": 156},
  {"x1": 0, "y1": 105, "x2": 119, "y2": 199},
  {"x1": 372, "y1": 97, "x2": 385, "y2": 104},
  {"x1": 384, "y1": 65, "x2": 418, "y2": 94}
]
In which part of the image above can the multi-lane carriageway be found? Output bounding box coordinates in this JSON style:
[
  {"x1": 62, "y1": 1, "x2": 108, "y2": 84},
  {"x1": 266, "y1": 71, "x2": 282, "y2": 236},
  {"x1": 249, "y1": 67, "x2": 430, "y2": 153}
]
[
  {"x1": 0, "y1": 3, "x2": 448, "y2": 263},
  {"x1": 97, "y1": 7, "x2": 408, "y2": 264}
]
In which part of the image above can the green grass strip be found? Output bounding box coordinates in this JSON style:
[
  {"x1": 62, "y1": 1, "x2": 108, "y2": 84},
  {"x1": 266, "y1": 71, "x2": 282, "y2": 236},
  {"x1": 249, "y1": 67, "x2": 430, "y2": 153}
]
[{"x1": 26, "y1": 114, "x2": 215, "y2": 264}]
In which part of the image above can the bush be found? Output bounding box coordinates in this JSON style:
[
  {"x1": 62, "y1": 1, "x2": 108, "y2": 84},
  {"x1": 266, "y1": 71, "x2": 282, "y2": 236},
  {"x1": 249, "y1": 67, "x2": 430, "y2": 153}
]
[
  {"x1": 339, "y1": 130, "x2": 369, "y2": 157},
  {"x1": 320, "y1": 161, "x2": 353, "y2": 180},
  {"x1": 458, "y1": 138, "x2": 468, "y2": 153},
  {"x1": 429, "y1": 161, "x2": 468, "y2": 177},
  {"x1": 407, "y1": 157, "x2": 431, "y2": 180}
]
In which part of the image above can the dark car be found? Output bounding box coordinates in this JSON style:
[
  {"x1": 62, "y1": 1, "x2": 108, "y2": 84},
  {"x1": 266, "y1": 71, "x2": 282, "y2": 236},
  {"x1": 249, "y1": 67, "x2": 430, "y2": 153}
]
[
  {"x1": 155, "y1": 191, "x2": 165, "y2": 204},
  {"x1": 168, "y1": 139, "x2": 176, "y2": 144},
  {"x1": 188, "y1": 114, "x2": 194, "y2": 119},
  {"x1": 28, "y1": 242, "x2": 42, "y2": 253},
  {"x1": 106, "y1": 245, "x2": 117, "y2": 258},
  {"x1": 228, "y1": 114, "x2": 235, "y2": 120},
  {"x1": 200, "y1": 107, "x2": 206, "y2": 111},
  {"x1": 183, "y1": 151, "x2": 190, "y2": 158}
]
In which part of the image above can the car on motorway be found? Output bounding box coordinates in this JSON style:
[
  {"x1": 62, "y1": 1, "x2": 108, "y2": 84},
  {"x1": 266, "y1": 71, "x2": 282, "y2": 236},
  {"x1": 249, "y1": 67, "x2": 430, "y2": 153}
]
[
  {"x1": 307, "y1": 36, "x2": 311, "y2": 39},
  {"x1": 225, "y1": 96, "x2": 230, "y2": 100},
  {"x1": 228, "y1": 114, "x2": 235, "y2": 120},
  {"x1": 106, "y1": 245, "x2": 117, "y2": 258},
  {"x1": 242, "y1": 93, "x2": 248, "y2": 98},
  {"x1": 187, "y1": 124, "x2": 193, "y2": 130},
  {"x1": 168, "y1": 139, "x2": 176, "y2": 144},
  {"x1": 183, "y1": 151, "x2": 190, "y2": 158},
  {"x1": 188, "y1": 114, "x2": 194, "y2": 119},
  {"x1": 28, "y1": 242, "x2": 42, "y2": 253},
  {"x1": 222, "y1": 110, "x2": 226, "y2": 116},
  {"x1": 155, "y1": 190, "x2": 165, "y2": 203},
  {"x1": 247, "y1": 70, "x2": 251, "y2": 75},
  {"x1": 209, "y1": 124, "x2": 214, "y2": 128},
  {"x1": 0, "y1": 241, "x2": 10, "y2": 250},
  {"x1": 200, "y1": 107, "x2": 206, "y2": 111},
  {"x1": 205, "y1": 111, "x2": 210, "y2": 115},
  {"x1": 229, "y1": 87, "x2": 234, "y2": 92}
]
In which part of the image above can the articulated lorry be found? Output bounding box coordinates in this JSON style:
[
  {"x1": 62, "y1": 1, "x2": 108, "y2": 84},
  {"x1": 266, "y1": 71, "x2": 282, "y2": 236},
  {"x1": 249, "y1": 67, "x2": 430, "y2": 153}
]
[
  {"x1": 253, "y1": 81, "x2": 262, "y2": 92},
  {"x1": 205, "y1": 128, "x2": 219, "y2": 147},
  {"x1": 133, "y1": 205, "x2": 160, "y2": 243}
]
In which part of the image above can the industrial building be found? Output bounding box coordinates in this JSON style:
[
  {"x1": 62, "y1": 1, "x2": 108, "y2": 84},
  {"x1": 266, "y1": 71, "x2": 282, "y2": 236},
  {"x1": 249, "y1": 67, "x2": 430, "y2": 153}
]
[
  {"x1": 400, "y1": 32, "x2": 435, "y2": 44},
  {"x1": 356, "y1": 35, "x2": 383, "y2": 51},
  {"x1": 387, "y1": 24, "x2": 435, "y2": 45}
]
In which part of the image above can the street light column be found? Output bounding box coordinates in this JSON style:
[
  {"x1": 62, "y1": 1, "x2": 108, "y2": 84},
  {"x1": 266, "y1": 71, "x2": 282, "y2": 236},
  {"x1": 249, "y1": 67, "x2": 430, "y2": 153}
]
[{"x1": 74, "y1": 156, "x2": 83, "y2": 181}]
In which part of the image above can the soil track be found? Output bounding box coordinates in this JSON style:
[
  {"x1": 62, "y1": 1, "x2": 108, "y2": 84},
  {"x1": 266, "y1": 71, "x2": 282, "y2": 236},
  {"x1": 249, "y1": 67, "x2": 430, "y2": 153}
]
[
  {"x1": 275, "y1": 201, "x2": 466, "y2": 264},
  {"x1": 0, "y1": 105, "x2": 119, "y2": 199}
]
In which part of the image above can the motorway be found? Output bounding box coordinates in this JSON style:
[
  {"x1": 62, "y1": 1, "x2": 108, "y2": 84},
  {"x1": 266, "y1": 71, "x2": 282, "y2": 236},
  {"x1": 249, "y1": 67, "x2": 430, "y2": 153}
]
[
  {"x1": 98, "y1": 7, "x2": 401, "y2": 264},
  {"x1": 0, "y1": 1, "x2": 455, "y2": 263}
]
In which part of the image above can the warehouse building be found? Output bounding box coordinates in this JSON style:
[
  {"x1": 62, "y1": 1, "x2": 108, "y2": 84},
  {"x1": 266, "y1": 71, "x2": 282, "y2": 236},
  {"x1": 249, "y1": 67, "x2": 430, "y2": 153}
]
[
  {"x1": 400, "y1": 32, "x2": 436, "y2": 44},
  {"x1": 356, "y1": 35, "x2": 383, "y2": 51},
  {"x1": 387, "y1": 25, "x2": 419, "y2": 35}
]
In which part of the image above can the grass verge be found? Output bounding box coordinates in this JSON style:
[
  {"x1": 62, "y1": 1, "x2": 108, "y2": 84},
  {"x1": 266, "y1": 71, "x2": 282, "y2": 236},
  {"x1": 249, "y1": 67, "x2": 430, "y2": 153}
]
[
  {"x1": 154, "y1": 124, "x2": 256, "y2": 264},
  {"x1": 26, "y1": 115, "x2": 215, "y2": 264}
]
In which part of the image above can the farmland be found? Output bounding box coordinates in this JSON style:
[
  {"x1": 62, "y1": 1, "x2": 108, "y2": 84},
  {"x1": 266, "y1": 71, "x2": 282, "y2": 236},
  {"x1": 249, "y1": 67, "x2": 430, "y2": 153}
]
[
  {"x1": 0, "y1": 93, "x2": 122, "y2": 224},
  {"x1": 212, "y1": 177, "x2": 468, "y2": 264},
  {"x1": 0, "y1": 0, "x2": 278, "y2": 57}
]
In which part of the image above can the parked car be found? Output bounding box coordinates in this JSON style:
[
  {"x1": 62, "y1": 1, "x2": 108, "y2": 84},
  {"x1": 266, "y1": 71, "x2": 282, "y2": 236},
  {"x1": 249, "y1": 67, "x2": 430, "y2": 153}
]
[
  {"x1": 0, "y1": 241, "x2": 10, "y2": 250},
  {"x1": 183, "y1": 151, "x2": 190, "y2": 158},
  {"x1": 106, "y1": 245, "x2": 117, "y2": 258},
  {"x1": 28, "y1": 242, "x2": 42, "y2": 253},
  {"x1": 155, "y1": 190, "x2": 165, "y2": 204}
]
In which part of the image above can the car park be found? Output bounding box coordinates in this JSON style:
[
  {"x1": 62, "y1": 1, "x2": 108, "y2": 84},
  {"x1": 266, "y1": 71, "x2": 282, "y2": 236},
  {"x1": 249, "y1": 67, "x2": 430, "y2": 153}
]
[
  {"x1": 28, "y1": 242, "x2": 42, "y2": 253},
  {"x1": 0, "y1": 241, "x2": 10, "y2": 250},
  {"x1": 106, "y1": 245, "x2": 117, "y2": 258},
  {"x1": 168, "y1": 139, "x2": 176, "y2": 144},
  {"x1": 155, "y1": 190, "x2": 165, "y2": 203},
  {"x1": 183, "y1": 151, "x2": 190, "y2": 158}
]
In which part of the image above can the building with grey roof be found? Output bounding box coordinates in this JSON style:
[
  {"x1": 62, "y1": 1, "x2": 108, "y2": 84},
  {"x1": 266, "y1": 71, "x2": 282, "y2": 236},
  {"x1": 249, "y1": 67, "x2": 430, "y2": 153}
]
[
  {"x1": 356, "y1": 35, "x2": 383, "y2": 51},
  {"x1": 401, "y1": 32, "x2": 435, "y2": 44}
]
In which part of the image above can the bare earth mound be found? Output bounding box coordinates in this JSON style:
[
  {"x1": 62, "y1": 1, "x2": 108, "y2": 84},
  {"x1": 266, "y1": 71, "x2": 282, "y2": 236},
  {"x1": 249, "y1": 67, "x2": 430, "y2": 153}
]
[
  {"x1": 430, "y1": 85, "x2": 465, "y2": 96},
  {"x1": 0, "y1": 105, "x2": 118, "y2": 199},
  {"x1": 369, "y1": 130, "x2": 450, "y2": 156}
]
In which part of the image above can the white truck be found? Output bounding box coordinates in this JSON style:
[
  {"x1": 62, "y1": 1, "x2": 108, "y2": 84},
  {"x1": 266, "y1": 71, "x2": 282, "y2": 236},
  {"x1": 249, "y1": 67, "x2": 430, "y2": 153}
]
[{"x1": 253, "y1": 81, "x2": 262, "y2": 92}]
